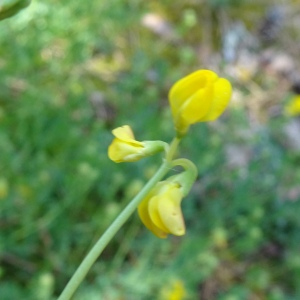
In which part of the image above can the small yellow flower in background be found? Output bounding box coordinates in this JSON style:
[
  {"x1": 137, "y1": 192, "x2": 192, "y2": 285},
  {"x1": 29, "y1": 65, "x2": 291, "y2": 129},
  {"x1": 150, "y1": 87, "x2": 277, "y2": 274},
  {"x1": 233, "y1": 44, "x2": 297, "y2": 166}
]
[
  {"x1": 169, "y1": 69, "x2": 232, "y2": 136},
  {"x1": 285, "y1": 95, "x2": 300, "y2": 116},
  {"x1": 0, "y1": 178, "x2": 9, "y2": 200},
  {"x1": 108, "y1": 125, "x2": 165, "y2": 163},
  {"x1": 160, "y1": 279, "x2": 187, "y2": 300},
  {"x1": 108, "y1": 125, "x2": 142, "y2": 163},
  {"x1": 138, "y1": 181, "x2": 185, "y2": 238}
]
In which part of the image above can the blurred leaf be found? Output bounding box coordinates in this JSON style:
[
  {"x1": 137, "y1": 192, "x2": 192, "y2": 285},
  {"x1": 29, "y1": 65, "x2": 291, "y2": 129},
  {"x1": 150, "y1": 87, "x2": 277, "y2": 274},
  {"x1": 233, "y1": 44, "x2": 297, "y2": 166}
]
[{"x1": 0, "y1": 0, "x2": 31, "y2": 21}]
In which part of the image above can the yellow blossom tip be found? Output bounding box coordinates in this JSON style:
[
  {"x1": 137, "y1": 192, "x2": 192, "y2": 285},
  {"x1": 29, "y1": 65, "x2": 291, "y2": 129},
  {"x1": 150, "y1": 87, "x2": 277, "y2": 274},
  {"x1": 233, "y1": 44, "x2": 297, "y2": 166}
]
[
  {"x1": 108, "y1": 125, "x2": 144, "y2": 163},
  {"x1": 112, "y1": 125, "x2": 143, "y2": 146},
  {"x1": 108, "y1": 125, "x2": 166, "y2": 163},
  {"x1": 169, "y1": 69, "x2": 232, "y2": 135}
]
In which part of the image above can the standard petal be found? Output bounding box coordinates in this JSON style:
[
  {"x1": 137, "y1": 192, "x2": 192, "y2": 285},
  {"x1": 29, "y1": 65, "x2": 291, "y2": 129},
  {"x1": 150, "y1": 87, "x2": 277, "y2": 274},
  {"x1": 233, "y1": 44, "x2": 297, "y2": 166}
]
[
  {"x1": 112, "y1": 125, "x2": 134, "y2": 140},
  {"x1": 178, "y1": 80, "x2": 214, "y2": 125},
  {"x1": 112, "y1": 125, "x2": 143, "y2": 146},
  {"x1": 169, "y1": 70, "x2": 218, "y2": 119},
  {"x1": 201, "y1": 78, "x2": 232, "y2": 121}
]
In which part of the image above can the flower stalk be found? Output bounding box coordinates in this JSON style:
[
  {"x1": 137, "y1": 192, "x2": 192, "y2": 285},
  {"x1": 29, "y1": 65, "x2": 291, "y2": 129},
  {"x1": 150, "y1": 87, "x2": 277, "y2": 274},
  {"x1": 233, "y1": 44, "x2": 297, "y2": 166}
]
[
  {"x1": 58, "y1": 138, "x2": 180, "y2": 300},
  {"x1": 58, "y1": 69, "x2": 232, "y2": 299}
]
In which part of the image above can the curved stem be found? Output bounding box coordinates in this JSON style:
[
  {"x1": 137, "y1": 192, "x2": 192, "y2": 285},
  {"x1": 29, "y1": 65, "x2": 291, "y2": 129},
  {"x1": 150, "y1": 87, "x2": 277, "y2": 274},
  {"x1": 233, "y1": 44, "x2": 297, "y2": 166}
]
[
  {"x1": 58, "y1": 136, "x2": 182, "y2": 300},
  {"x1": 58, "y1": 161, "x2": 171, "y2": 300},
  {"x1": 171, "y1": 158, "x2": 198, "y2": 176},
  {"x1": 170, "y1": 158, "x2": 198, "y2": 196}
]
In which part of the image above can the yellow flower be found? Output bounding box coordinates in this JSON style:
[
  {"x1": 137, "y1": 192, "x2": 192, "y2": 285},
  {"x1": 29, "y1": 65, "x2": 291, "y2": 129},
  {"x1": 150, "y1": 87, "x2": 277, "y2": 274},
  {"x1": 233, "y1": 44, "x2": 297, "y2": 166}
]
[
  {"x1": 169, "y1": 69, "x2": 232, "y2": 135},
  {"x1": 285, "y1": 95, "x2": 300, "y2": 116},
  {"x1": 138, "y1": 181, "x2": 185, "y2": 238},
  {"x1": 108, "y1": 125, "x2": 165, "y2": 163},
  {"x1": 161, "y1": 280, "x2": 187, "y2": 300}
]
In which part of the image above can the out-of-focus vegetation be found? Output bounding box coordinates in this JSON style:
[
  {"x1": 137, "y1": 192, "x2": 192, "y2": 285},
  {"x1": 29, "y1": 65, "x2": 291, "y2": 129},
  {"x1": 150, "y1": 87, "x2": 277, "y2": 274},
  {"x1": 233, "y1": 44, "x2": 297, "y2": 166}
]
[
  {"x1": 1, "y1": 0, "x2": 300, "y2": 299},
  {"x1": 0, "y1": 0, "x2": 31, "y2": 21}
]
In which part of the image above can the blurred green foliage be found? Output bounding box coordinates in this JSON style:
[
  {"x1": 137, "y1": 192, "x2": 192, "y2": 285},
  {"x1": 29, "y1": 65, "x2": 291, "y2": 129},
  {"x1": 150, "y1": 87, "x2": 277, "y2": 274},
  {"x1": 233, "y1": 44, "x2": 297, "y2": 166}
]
[
  {"x1": 1, "y1": 0, "x2": 300, "y2": 299},
  {"x1": 0, "y1": 0, "x2": 31, "y2": 21}
]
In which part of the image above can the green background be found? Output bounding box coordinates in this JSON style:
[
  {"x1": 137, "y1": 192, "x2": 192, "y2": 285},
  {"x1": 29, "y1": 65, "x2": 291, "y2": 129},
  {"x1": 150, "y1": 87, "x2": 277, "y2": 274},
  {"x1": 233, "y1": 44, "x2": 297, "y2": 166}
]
[{"x1": 1, "y1": 0, "x2": 300, "y2": 299}]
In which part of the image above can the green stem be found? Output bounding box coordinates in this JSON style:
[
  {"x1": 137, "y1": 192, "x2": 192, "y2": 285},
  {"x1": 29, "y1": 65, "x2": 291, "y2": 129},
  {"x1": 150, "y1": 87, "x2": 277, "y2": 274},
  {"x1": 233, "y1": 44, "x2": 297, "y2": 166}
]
[
  {"x1": 166, "y1": 137, "x2": 181, "y2": 161},
  {"x1": 58, "y1": 162, "x2": 175, "y2": 299},
  {"x1": 171, "y1": 158, "x2": 198, "y2": 177},
  {"x1": 169, "y1": 158, "x2": 198, "y2": 196},
  {"x1": 58, "y1": 137, "x2": 181, "y2": 300}
]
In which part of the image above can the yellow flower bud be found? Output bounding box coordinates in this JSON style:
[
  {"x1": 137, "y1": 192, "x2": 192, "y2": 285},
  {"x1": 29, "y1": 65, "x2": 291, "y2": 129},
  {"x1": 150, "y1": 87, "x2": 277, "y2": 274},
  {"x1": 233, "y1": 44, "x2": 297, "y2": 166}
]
[
  {"x1": 138, "y1": 182, "x2": 185, "y2": 238},
  {"x1": 169, "y1": 69, "x2": 232, "y2": 135},
  {"x1": 108, "y1": 125, "x2": 165, "y2": 163}
]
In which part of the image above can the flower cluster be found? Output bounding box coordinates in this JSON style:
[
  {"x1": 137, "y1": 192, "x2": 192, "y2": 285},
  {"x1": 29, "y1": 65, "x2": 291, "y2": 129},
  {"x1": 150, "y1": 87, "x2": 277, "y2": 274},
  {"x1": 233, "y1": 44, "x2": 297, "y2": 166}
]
[{"x1": 108, "y1": 70, "x2": 232, "y2": 238}]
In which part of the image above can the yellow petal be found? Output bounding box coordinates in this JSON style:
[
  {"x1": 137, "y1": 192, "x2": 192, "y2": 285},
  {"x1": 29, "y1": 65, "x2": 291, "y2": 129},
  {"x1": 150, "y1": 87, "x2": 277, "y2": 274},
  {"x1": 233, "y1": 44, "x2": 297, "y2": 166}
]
[
  {"x1": 285, "y1": 95, "x2": 300, "y2": 116},
  {"x1": 169, "y1": 70, "x2": 218, "y2": 118},
  {"x1": 148, "y1": 195, "x2": 170, "y2": 233},
  {"x1": 112, "y1": 125, "x2": 143, "y2": 147},
  {"x1": 200, "y1": 78, "x2": 232, "y2": 121},
  {"x1": 108, "y1": 138, "x2": 143, "y2": 163},
  {"x1": 179, "y1": 80, "x2": 214, "y2": 125},
  {"x1": 157, "y1": 186, "x2": 185, "y2": 236},
  {"x1": 138, "y1": 196, "x2": 167, "y2": 238}
]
